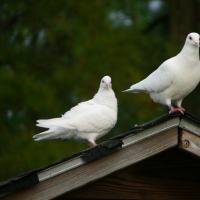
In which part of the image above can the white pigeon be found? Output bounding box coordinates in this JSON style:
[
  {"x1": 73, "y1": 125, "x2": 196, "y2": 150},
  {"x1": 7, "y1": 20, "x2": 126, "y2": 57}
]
[
  {"x1": 124, "y1": 32, "x2": 200, "y2": 113},
  {"x1": 33, "y1": 76, "x2": 117, "y2": 147}
]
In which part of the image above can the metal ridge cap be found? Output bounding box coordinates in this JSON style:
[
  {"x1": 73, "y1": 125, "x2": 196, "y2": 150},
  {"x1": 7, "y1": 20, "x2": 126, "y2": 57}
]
[
  {"x1": 122, "y1": 117, "x2": 180, "y2": 147},
  {"x1": 38, "y1": 139, "x2": 123, "y2": 182},
  {"x1": 38, "y1": 155, "x2": 84, "y2": 182},
  {"x1": 112, "y1": 112, "x2": 182, "y2": 140}
]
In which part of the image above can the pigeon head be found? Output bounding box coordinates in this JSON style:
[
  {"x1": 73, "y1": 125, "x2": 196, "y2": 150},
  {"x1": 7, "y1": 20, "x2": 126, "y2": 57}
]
[
  {"x1": 186, "y1": 32, "x2": 200, "y2": 48},
  {"x1": 100, "y1": 75, "x2": 112, "y2": 89}
]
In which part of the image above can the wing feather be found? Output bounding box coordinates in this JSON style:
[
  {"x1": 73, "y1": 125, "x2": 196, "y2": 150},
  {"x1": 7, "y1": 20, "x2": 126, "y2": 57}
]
[{"x1": 130, "y1": 61, "x2": 174, "y2": 93}]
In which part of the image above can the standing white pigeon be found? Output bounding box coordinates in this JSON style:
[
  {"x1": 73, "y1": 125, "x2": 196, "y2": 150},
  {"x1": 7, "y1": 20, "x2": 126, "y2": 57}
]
[
  {"x1": 33, "y1": 76, "x2": 117, "y2": 147},
  {"x1": 124, "y1": 32, "x2": 200, "y2": 113}
]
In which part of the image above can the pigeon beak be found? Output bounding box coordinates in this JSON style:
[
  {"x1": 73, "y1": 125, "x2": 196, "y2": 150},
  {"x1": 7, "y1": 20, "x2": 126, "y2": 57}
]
[
  {"x1": 106, "y1": 83, "x2": 111, "y2": 89},
  {"x1": 194, "y1": 42, "x2": 199, "y2": 47}
]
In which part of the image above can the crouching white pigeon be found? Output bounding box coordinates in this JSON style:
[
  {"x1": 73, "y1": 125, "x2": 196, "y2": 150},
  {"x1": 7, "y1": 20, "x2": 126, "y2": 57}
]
[
  {"x1": 33, "y1": 76, "x2": 118, "y2": 147},
  {"x1": 124, "y1": 32, "x2": 200, "y2": 113}
]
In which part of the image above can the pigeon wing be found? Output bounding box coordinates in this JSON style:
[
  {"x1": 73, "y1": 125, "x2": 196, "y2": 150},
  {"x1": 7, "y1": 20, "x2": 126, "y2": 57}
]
[
  {"x1": 36, "y1": 100, "x2": 95, "y2": 129},
  {"x1": 71, "y1": 105, "x2": 116, "y2": 133},
  {"x1": 62, "y1": 100, "x2": 95, "y2": 119},
  {"x1": 62, "y1": 101, "x2": 115, "y2": 133},
  {"x1": 132, "y1": 61, "x2": 174, "y2": 93},
  {"x1": 38, "y1": 101, "x2": 115, "y2": 134}
]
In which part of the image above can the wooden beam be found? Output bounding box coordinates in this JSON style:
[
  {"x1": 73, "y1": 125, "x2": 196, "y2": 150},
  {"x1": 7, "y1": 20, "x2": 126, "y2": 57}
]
[
  {"x1": 179, "y1": 119, "x2": 200, "y2": 137},
  {"x1": 67, "y1": 148, "x2": 200, "y2": 199},
  {"x1": 179, "y1": 130, "x2": 200, "y2": 156},
  {"x1": 2, "y1": 128, "x2": 178, "y2": 200}
]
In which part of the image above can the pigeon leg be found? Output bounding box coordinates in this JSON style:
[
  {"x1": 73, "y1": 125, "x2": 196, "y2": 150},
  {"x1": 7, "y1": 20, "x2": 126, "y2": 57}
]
[
  {"x1": 167, "y1": 99, "x2": 184, "y2": 114},
  {"x1": 166, "y1": 99, "x2": 173, "y2": 113},
  {"x1": 176, "y1": 100, "x2": 186, "y2": 112},
  {"x1": 169, "y1": 106, "x2": 184, "y2": 114},
  {"x1": 88, "y1": 140, "x2": 97, "y2": 148}
]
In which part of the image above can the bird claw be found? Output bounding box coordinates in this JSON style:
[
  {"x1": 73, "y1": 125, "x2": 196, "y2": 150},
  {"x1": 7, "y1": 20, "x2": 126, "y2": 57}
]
[
  {"x1": 169, "y1": 107, "x2": 185, "y2": 114},
  {"x1": 180, "y1": 107, "x2": 186, "y2": 112}
]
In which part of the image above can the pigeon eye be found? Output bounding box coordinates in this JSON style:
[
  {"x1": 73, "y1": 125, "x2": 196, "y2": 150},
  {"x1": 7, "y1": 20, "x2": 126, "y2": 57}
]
[
  {"x1": 189, "y1": 36, "x2": 192, "y2": 40},
  {"x1": 102, "y1": 80, "x2": 105, "y2": 83}
]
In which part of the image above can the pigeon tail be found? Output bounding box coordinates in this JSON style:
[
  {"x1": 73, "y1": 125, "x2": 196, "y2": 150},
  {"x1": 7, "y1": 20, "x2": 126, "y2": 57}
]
[
  {"x1": 123, "y1": 82, "x2": 146, "y2": 93},
  {"x1": 36, "y1": 118, "x2": 65, "y2": 128},
  {"x1": 33, "y1": 129, "x2": 54, "y2": 141},
  {"x1": 123, "y1": 88, "x2": 141, "y2": 93}
]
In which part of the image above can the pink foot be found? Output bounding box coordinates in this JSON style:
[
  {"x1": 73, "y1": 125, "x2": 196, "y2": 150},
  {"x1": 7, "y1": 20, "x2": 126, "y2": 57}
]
[
  {"x1": 169, "y1": 107, "x2": 185, "y2": 114},
  {"x1": 180, "y1": 107, "x2": 186, "y2": 112}
]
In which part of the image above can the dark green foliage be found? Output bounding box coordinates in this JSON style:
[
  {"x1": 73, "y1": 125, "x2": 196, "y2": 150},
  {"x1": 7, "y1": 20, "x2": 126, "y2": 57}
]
[{"x1": 0, "y1": 0, "x2": 200, "y2": 181}]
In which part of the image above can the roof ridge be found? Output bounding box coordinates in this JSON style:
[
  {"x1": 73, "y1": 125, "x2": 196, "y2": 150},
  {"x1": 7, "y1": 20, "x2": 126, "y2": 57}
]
[{"x1": 1, "y1": 111, "x2": 200, "y2": 197}]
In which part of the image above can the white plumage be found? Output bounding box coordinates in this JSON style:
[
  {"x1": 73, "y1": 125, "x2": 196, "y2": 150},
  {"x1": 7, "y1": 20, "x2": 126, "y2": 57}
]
[
  {"x1": 124, "y1": 32, "x2": 200, "y2": 113},
  {"x1": 33, "y1": 76, "x2": 117, "y2": 147}
]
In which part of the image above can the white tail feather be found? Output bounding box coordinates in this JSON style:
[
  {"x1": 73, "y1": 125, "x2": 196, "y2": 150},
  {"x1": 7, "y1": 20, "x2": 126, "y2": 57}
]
[
  {"x1": 123, "y1": 82, "x2": 146, "y2": 93},
  {"x1": 36, "y1": 118, "x2": 65, "y2": 128},
  {"x1": 33, "y1": 129, "x2": 54, "y2": 141}
]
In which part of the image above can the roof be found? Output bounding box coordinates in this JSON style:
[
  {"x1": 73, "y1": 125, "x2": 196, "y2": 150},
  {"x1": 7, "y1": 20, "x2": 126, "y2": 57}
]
[{"x1": 1, "y1": 112, "x2": 200, "y2": 200}]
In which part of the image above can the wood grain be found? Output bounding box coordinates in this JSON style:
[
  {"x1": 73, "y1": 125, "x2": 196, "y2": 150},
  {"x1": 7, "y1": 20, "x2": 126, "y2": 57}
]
[
  {"x1": 179, "y1": 130, "x2": 200, "y2": 156},
  {"x1": 2, "y1": 128, "x2": 177, "y2": 200},
  {"x1": 65, "y1": 148, "x2": 200, "y2": 200}
]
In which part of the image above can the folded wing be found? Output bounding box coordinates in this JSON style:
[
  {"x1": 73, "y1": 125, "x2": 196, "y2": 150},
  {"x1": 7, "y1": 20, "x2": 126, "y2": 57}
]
[{"x1": 128, "y1": 62, "x2": 174, "y2": 93}]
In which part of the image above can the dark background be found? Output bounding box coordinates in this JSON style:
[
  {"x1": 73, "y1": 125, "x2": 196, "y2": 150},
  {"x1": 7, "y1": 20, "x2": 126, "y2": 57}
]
[{"x1": 1, "y1": 0, "x2": 200, "y2": 181}]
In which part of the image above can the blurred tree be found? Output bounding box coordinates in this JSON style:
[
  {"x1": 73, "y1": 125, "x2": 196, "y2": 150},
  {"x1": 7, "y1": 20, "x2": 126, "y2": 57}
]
[{"x1": 168, "y1": 0, "x2": 200, "y2": 44}]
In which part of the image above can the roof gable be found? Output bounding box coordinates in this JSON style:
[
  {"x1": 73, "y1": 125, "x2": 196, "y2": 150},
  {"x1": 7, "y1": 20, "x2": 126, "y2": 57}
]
[{"x1": 1, "y1": 112, "x2": 200, "y2": 199}]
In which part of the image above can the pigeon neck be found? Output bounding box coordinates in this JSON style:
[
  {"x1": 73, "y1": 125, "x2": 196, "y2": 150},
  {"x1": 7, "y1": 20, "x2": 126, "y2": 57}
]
[
  {"x1": 94, "y1": 89, "x2": 117, "y2": 110},
  {"x1": 97, "y1": 87, "x2": 110, "y2": 93},
  {"x1": 180, "y1": 43, "x2": 199, "y2": 60}
]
